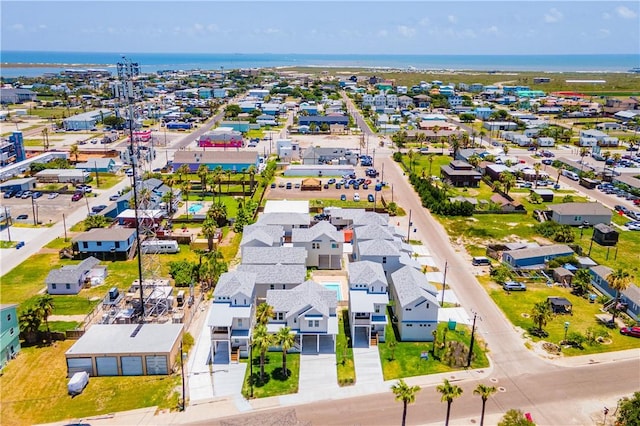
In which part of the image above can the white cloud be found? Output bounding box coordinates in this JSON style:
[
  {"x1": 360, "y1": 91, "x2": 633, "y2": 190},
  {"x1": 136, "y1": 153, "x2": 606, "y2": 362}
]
[
  {"x1": 377, "y1": 29, "x2": 389, "y2": 37},
  {"x1": 10, "y1": 23, "x2": 24, "y2": 31},
  {"x1": 598, "y1": 28, "x2": 611, "y2": 38},
  {"x1": 615, "y1": 6, "x2": 637, "y2": 19},
  {"x1": 544, "y1": 8, "x2": 563, "y2": 23},
  {"x1": 602, "y1": 12, "x2": 611, "y2": 19},
  {"x1": 483, "y1": 25, "x2": 499, "y2": 35},
  {"x1": 447, "y1": 15, "x2": 457, "y2": 24},
  {"x1": 397, "y1": 25, "x2": 416, "y2": 38},
  {"x1": 419, "y1": 17, "x2": 430, "y2": 27}
]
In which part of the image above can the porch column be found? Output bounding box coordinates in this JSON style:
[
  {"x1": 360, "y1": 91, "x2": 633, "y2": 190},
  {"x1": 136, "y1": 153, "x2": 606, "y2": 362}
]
[
  {"x1": 210, "y1": 340, "x2": 214, "y2": 365},
  {"x1": 228, "y1": 340, "x2": 231, "y2": 362},
  {"x1": 368, "y1": 326, "x2": 371, "y2": 347},
  {"x1": 316, "y1": 334, "x2": 319, "y2": 353}
]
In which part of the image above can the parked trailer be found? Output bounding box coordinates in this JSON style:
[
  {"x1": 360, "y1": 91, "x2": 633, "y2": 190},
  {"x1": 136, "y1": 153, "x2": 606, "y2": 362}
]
[
  {"x1": 562, "y1": 170, "x2": 580, "y2": 181},
  {"x1": 166, "y1": 121, "x2": 192, "y2": 130},
  {"x1": 579, "y1": 177, "x2": 600, "y2": 189},
  {"x1": 141, "y1": 240, "x2": 180, "y2": 254}
]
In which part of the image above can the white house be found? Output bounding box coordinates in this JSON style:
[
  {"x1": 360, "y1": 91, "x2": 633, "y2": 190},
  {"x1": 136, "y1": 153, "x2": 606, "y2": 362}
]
[
  {"x1": 45, "y1": 257, "x2": 102, "y2": 295},
  {"x1": 291, "y1": 221, "x2": 343, "y2": 269},
  {"x1": 266, "y1": 280, "x2": 338, "y2": 353},
  {"x1": 239, "y1": 224, "x2": 284, "y2": 256},
  {"x1": 207, "y1": 271, "x2": 257, "y2": 363},
  {"x1": 390, "y1": 266, "x2": 439, "y2": 341},
  {"x1": 237, "y1": 264, "x2": 307, "y2": 299},
  {"x1": 348, "y1": 261, "x2": 389, "y2": 347},
  {"x1": 241, "y1": 246, "x2": 307, "y2": 266}
]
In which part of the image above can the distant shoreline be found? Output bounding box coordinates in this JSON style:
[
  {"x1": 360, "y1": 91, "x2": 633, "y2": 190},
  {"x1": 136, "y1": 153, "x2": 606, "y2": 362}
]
[{"x1": 2, "y1": 62, "x2": 110, "y2": 68}]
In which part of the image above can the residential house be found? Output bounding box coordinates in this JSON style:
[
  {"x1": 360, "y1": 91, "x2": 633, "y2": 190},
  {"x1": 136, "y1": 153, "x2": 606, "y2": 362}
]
[
  {"x1": 547, "y1": 203, "x2": 612, "y2": 226},
  {"x1": 207, "y1": 271, "x2": 257, "y2": 362},
  {"x1": 298, "y1": 116, "x2": 349, "y2": 127},
  {"x1": 256, "y1": 213, "x2": 310, "y2": 240},
  {"x1": 75, "y1": 158, "x2": 117, "y2": 173},
  {"x1": 502, "y1": 244, "x2": 574, "y2": 269},
  {"x1": 266, "y1": 280, "x2": 338, "y2": 353},
  {"x1": 46, "y1": 256, "x2": 102, "y2": 295},
  {"x1": 348, "y1": 261, "x2": 389, "y2": 346},
  {"x1": 72, "y1": 228, "x2": 137, "y2": 260},
  {"x1": 240, "y1": 224, "x2": 284, "y2": 256},
  {"x1": 291, "y1": 221, "x2": 343, "y2": 269},
  {"x1": 276, "y1": 139, "x2": 300, "y2": 162},
  {"x1": 390, "y1": 266, "x2": 439, "y2": 341},
  {"x1": 483, "y1": 121, "x2": 518, "y2": 132},
  {"x1": 579, "y1": 130, "x2": 619, "y2": 147},
  {"x1": 0, "y1": 88, "x2": 37, "y2": 104},
  {"x1": 172, "y1": 151, "x2": 259, "y2": 173},
  {"x1": 1, "y1": 304, "x2": 20, "y2": 368},
  {"x1": 237, "y1": 264, "x2": 306, "y2": 299},
  {"x1": 590, "y1": 265, "x2": 640, "y2": 321},
  {"x1": 301, "y1": 146, "x2": 358, "y2": 166},
  {"x1": 63, "y1": 109, "x2": 112, "y2": 131},
  {"x1": 490, "y1": 194, "x2": 525, "y2": 212},
  {"x1": 440, "y1": 160, "x2": 482, "y2": 187},
  {"x1": 241, "y1": 246, "x2": 307, "y2": 266}
]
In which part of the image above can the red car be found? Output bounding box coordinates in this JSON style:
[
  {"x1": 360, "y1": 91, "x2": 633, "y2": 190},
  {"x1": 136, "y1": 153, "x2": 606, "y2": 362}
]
[
  {"x1": 620, "y1": 326, "x2": 640, "y2": 338},
  {"x1": 71, "y1": 192, "x2": 83, "y2": 201}
]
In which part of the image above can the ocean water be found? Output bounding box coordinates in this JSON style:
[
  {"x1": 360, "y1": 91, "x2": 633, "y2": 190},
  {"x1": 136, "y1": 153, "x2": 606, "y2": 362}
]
[{"x1": 1, "y1": 51, "x2": 639, "y2": 77}]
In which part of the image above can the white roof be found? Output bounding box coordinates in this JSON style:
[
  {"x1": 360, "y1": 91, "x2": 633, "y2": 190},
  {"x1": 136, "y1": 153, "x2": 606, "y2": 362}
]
[
  {"x1": 65, "y1": 324, "x2": 183, "y2": 355},
  {"x1": 349, "y1": 290, "x2": 389, "y2": 313},
  {"x1": 264, "y1": 200, "x2": 309, "y2": 214},
  {"x1": 207, "y1": 303, "x2": 252, "y2": 328}
]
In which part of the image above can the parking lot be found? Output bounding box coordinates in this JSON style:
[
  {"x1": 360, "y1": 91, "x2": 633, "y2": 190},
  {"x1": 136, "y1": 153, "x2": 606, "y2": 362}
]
[{"x1": 2, "y1": 191, "x2": 97, "y2": 225}]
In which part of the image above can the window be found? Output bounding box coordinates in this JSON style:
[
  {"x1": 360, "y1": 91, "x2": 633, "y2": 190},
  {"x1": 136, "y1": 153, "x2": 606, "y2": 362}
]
[
  {"x1": 115, "y1": 241, "x2": 120, "y2": 248},
  {"x1": 312, "y1": 242, "x2": 320, "y2": 249},
  {"x1": 66, "y1": 284, "x2": 71, "y2": 289},
  {"x1": 7, "y1": 313, "x2": 11, "y2": 321},
  {"x1": 270, "y1": 284, "x2": 275, "y2": 290},
  {"x1": 407, "y1": 324, "x2": 413, "y2": 327},
  {"x1": 237, "y1": 319, "x2": 243, "y2": 327},
  {"x1": 83, "y1": 242, "x2": 88, "y2": 249},
  {"x1": 405, "y1": 308, "x2": 411, "y2": 311},
  {"x1": 308, "y1": 320, "x2": 313, "y2": 327},
  {"x1": 97, "y1": 241, "x2": 102, "y2": 247},
  {"x1": 10, "y1": 327, "x2": 14, "y2": 335},
  {"x1": 331, "y1": 243, "x2": 338, "y2": 249},
  {"x1": 426, "y1": 304, "x2": 429, "y2": 309},
  {"x1": 314, "y1": 320, "x2": 320, "y2": 327},
  {"x1": 52, "y1": 284, "x2": 57, "y2": 289},
  {"x1": 382, "y1": 257, "x2": 387, "y2": 264},
  {"x1": 277, "y1": 312, "x2": 284, "y2": 321}
]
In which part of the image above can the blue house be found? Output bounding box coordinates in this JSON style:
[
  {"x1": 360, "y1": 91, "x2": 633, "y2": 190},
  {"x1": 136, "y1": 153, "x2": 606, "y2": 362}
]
[
  {"x1": 63, "y1": 109, "x2": 113, "y2": 131},
  {"x1": 1, "y1": 304, "x2": 20, "y2": 369},
  {"x1": 502, "y1": 244, "x2": 574, "y2": 269},
  {"x1": 220, "y1": 121, "x2": 250, "y2": 133},
  {"x1": 474, "y1": 107, "x2": 493, "y2": 120},
  {"x1": 75, "y1": 158, "x2": 116, "y2": 173},
  {"x1": 299, "y1": 102, "x2": 318, "y2": 115},
  {"x1": 298, "y1": 116, "x2": 349, "y2": 127},
  {"x1": 590, "y1": 265, "x2": 640, "y2": 321},
  {"x1": 72, "y1": 228, "x2": 137, "y2": 260}
]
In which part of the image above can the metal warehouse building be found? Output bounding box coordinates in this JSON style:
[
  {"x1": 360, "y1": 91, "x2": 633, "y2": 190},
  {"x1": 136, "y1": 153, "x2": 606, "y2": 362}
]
[{"x1": 65, "y1": 323, "x2": 183, "y2": 377}]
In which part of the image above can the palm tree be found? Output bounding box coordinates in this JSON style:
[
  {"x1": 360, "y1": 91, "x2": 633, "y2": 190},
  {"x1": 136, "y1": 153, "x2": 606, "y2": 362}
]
[
  {"x1": 163, "y1": 176, "x2": 175, "y2": 213},
  {"x1": 247, "y1": 165, "x2": 257, "y2": 194},
  {"x1": 276, "y1": 327, "x2": 296, "y2": 377},
  {"x1": 500, "y1": 171, "x2": 516, "y2": 195},
  {"x1": 450, "y1": 134, "x2": 461, "y2": 158},
  {"x1": 533, "y1": 162, "x2": 541, "y2": 189},
  {"x1": 36, "y1": 295, "x2": 55, "y2": 339},
  {"x1": 479, "y1": 129, "x2": 487, "y2": 146},
  {"x1": 252, "y1": 324, "x2": 273, "y2": 381},
  {"x1": 531, "y1": 301, "x2": 552, "y2": 333},
  {"x1": 200, "y1": 249, "x2": 227, "y2": 290},
  {"x1": 432, "y1": 125, "x2": 441, "y2": 152},
  {"x1": 468, "y1": 154, "x2": 481, "y2": 168},
  {"x1": 226, "y1": 169, "x2": 233, "y2": 192},
  {"x1": 201, "y1": 217, "x2": 218, "y2": 251},
  {"x1": 579, "y1": 147, "x2": 590, "y2": 173},
  {"x1": 181, "y1": 181, "x2": 191, "y2": 218},
  {"x1": 214, "y1": 166, "x2": 224, "y2": 202},
  {"x1": 606, "y1": 268, "x2": 632, "y2": 322},
  {"x1": 391, "y1": 379, "x2": 421, "y2": 426},
  {"x1": 437, "y1": 379, "x2": 463, "y2": 426},
  {"x1": 407, "y1": 149, "x2": 416, "y2": 173},
  {"x1": 69, "y1": 144, "x2": 80, "y2": 163},
  {"x1": 197, "y1": 164, "x2": 209, "y2": 196},
  {"x1": 19, "y1": 306, "x2": 42, "y2": 344},
  {"x1": 556, "y1": 164, "x2": 565, "y2": 185},
  {"x1": 255, "y1": 302, "x2": 275, "y2": 326},
  {"x1": 176, "y1": 164, "x2": 190, "y2": 183},
  {"x1": 208, "y1": 201, "x2": 228, "y2": 227},
  {"x1": 474, "y1": 384, "x2": 497, "y2": 426}
]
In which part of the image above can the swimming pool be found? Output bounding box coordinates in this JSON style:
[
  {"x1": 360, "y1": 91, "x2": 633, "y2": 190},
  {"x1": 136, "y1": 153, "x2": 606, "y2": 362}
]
[
  {"x1": 322, "y1": 282, "x2": 343, "y2": 301},
  {"x1": 188, "y1": 203, "x2": 203, "y2": 214}
]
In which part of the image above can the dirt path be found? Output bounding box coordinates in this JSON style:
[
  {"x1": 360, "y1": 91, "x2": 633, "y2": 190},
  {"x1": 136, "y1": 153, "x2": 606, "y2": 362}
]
[{"x1": 48, "y1": 314, "x2": 86, "y2": 322}]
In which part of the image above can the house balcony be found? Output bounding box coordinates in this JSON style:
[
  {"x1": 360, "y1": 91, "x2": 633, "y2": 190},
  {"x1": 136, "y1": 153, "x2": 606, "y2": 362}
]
[
  {"x1": 211, "y1": 327, "x2": 230, "y2": 340},
  {"x1": 371, "y1": 314, "x2": 388, "y2": 325}
]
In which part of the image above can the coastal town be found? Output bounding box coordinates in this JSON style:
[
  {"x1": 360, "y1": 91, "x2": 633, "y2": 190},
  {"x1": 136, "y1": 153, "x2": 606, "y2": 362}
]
[{"x1": 1, "y1": 62, "x2": 640, "y2": 426}]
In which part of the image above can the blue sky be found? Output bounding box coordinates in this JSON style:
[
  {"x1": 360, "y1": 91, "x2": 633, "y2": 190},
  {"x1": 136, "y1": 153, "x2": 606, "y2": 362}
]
[{"x1": 2, "y1": 1, "x2": 639, "y2": 55}]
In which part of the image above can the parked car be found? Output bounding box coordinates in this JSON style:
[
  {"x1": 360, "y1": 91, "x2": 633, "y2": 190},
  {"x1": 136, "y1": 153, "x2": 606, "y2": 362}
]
[
  {"x1": 367, "y1": 194, "x2": 375, "y2": 202},
  {"x1": 3, "y1": 190, "x2": 15, "y2": 198},
  {"x1": 71, "y1": 192, "x2": 83, "y2": 201},
  {"x1": 14, "y1": 190, "x2": 24, "y2": 198},
  {"x1": 270, "y1": 183, "x2": 276, "y2": 188},
  {"x1": 503, "y1": 281, "x2": 527, "y2": 291},
  {"x1": 340, "y1": 194, "x2": 346, "y2": 201},
  {"x1": 327, "y1": 178, "x2": 336, "y2": 184},
  {"x1": 314, "y1": 213, "x2": 329, "y2": 221},
  {"x1": 48, "y1": 192, "x2": 59, "y2": 199},
  {"x1": 472, "y1": 256, "x2": 491, "y2": 266},
  {"x1": 31, "y1": 191, "x2": 43, "y2": 199},
  {"x1": 620, "y1": 326, "x2": 640, "y2": 338},
  {"x1": 353, "y1": 193, "x2": 360, "y2": 202},
  {"x1": 91, "y1": 204, "x2": 107, "y2": 213},
  {"x1": 294, "y1": 182, "x2": 301, "y2": 189},
  {"x1": 285, "y1": 182, "x2": 292, "y2": 189},
  {"x1": 542, "y1": 159, "x2": 553, "y2": 165},
  {"x1": 16, "y1": 214, "x2": 28, "y2": 220}
]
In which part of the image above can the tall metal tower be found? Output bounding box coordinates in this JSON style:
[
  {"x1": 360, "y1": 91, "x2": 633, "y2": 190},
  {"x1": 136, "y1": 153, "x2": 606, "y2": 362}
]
[{"x1": 116, "y1": 57, "x2": 165, "y2": 320}]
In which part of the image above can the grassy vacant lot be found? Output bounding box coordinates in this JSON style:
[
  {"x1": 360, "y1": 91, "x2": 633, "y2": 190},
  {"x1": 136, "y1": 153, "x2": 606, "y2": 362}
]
[
  {"x1": 479, "y1": 276, "x2": 640, "y2": 356},
  {"x1": 0, "y1": 340, "x2": 179, "y2": 426},
  {"x1": 242, "y1": 352, "x2": 300, "y2": 399},
  {"x1": 91, "y1": 172, "x2": 121, "y2": 189},
  {"x1": 378, "y1": 322, "x2": 489, "y2": 380},
  {"x1": 336, "y1": 309, "x2": 355, "y2": 386}
]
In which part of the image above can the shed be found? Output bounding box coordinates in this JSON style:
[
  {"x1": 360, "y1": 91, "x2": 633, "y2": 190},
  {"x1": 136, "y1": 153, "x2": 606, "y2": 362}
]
[
  {"x1": 547, "y1": 297, "x2": 572, "y2": 314},
  {"x1": 301, "y1": 178, "x2": 322, "y2": 191},
  {"x1": 592, "y1": 223, "x2": 619, "y2": 247},
  {"x1": 531, "y1": 189, "x2": 554, "y2": 202},
  {"x1": 553, "y1": 267, "x2": 574, "y2": 286}
]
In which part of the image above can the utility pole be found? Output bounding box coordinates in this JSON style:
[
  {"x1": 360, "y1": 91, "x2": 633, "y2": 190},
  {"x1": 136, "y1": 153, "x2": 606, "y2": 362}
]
[
  {"x1": 440, "y1": 261, "x2": 448, "y2": 306},
  {"x1": 406, "y1": 209, "x2": 412, "y2": 242},
  {"x1": 180, "y1": 341, "x2": 186, "y2": 411},
  {"x1": 467, "y1": 311, "x2": 480, "y2": 368},
  {"x1": 62, "y1": 213, "x2": 68, "y2": 241},
  {"x1": 4, "y1": 206, "x2": 11, "y2": 242}
]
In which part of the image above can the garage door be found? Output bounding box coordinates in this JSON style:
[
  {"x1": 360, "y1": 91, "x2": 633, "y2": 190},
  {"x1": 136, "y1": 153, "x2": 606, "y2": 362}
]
[
  {"x1": 318, "y1": 255, "x2": 330, "y2": 269},
  {"x1": 96, "y1": 356, "x2": 118, "y2": 376},
  {"x1": 67, "y1": 358, "x2": 93, "y2": 376},
  {"x1": 145, "y1": 355, "x2": 168, "y2": 375},
  {"x1": 330, "y1": 255, "x2": 341, "y2": 270},
  {"x1": 121, "y1": 356, "x2": 143, "y2": 376}
]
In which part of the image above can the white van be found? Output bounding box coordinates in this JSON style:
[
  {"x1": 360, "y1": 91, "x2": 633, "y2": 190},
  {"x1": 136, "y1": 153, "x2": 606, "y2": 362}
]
[
  {"x1": 562, "y1": 170, "x2": 580, "y2": 181},
  {"x1": 141, "y1": 240, "x2": 180, "y2": 254}
]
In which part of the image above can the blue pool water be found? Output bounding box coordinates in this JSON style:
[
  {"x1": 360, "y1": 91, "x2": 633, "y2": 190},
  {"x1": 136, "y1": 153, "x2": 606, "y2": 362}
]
[
  {"x1": 188, "y1": 203, "x2": 203, "y2": 214},
  {"x1": 322, "y1": 282, "x2": 343, "y2": 301}
]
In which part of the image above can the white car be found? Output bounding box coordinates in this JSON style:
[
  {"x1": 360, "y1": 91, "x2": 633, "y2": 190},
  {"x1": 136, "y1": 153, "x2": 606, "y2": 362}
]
[
  {"x1": 47, "y1": 192, "x2": 59, "y2": 199},
  {"x1": 353, "y1": 193, "x2": 360, "y2": 202}
]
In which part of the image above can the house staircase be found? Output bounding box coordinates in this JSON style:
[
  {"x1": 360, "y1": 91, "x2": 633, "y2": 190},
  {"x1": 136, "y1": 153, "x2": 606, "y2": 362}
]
[
  {"x1": 230, "y1": 348, "x2": 240, "y2": 363},
  {"x1": 370, "y1": 334, "x2": 378, "y2": 346}
]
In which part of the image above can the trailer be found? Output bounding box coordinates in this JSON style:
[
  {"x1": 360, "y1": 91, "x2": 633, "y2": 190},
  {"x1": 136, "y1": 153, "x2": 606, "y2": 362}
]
[{"x1": 141, "y1": 240, "x2": 180, "y2": 254}]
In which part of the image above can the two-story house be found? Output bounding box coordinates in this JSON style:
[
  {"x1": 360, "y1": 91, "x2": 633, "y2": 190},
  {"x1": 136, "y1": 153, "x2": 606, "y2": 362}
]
[
  {"x1": 266, "y1": 280, "x2": 338, "y2": 353},
  {"x1": 241, "y1": 246, "x2": 307, "y2": 266},
  {"x1": 390, "y1": 266, "x2": 439, "y2": 341},
  {"x1": 291, "y1": 221, "x2": 343, "y2": 269},
  {"x1": 207, "y1": 271, "x2": 257, "y2": 363},
  {"x1": 240, "y1": 224, "x2": 284, "y2": 256},
  {"x1": 348, "y1": 261, "x2": 389, "y2": 347},
  {"x1": 45, "y1": 256, "x2": 103, "y2": 295},
  {"x1": 237, "y1": 264, "x2": 307, "y2": 299},
  {"x1": 72, "y1": 228, "x2": 137, "y2": 260},
  {"x1": 1, "y1": 304, "x2": 20, "y2": 368}
]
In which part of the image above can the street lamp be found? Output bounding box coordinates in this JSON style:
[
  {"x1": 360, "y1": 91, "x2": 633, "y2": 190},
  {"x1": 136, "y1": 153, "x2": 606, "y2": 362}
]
[
  {"x1": 564, "y1": 321, "x2": 570, "y2": 343},
  {"x1": 180, "y1": 341, "x2": 186, "y2": 411},
  {"x1": 466, "y1": 311, "x2": 481, "y2": 368}
]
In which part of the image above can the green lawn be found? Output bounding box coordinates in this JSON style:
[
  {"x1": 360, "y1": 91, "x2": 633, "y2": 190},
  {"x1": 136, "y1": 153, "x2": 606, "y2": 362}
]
[
  {"x1": 0, "y1": 241, "x2": 17, "y2": 249},
  {"x1": 0, "y1": 340, "x2": 179, "y2": 426},
  {"x1": 378, "y1": 321, "x2": 489, "y2": 380},
  {"x1": 336, "y1": 309, "x2": 356, "y2": 386},
  {"x1": 0, "y1": 253, "x2": 60, "y2": 304},
  {"x1": 479, "y1": 276, "x2": 640, "y2": 356},
  {"x1": 91, "y1": 173, "x2": 121, "y2": 189},
  {"x1": 47, "y1": 321, "x2": 81, "y2": 332},
  {"x1": 242, "y1": 352, "x2": 300, "y2": 399}
]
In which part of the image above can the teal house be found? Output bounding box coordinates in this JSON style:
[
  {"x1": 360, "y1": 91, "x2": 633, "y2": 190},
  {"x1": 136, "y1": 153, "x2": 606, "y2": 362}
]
[{"x1": 1, "y1": 304, "x2": 21, "y2": 368}]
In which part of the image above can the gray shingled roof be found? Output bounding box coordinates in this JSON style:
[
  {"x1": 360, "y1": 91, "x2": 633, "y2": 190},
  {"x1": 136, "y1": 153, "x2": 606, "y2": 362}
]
[
  {"x1": 291, "y1": 221, "x2": 342, "y2": 243},
  {"x1": 237, "y1": 264, "x2": 306, "y2": 284},
  {"x1": 241, "y1": 224, "x2": 284, "y2": 247},
  {"x1": 214, "y1": 271, "x2": 257, "y2": 298},
  {"x1": 549, "y1": 202, "x2": 612, "y2": 216},
  {"x1": 266, "y1": 280, "x2": 337, "y2": 318},
  {"x1": 353, "y1": 224, "x2": 394, "y2": 241},
  {"x1": 348, "y1": 261, "x2": 387, "y2": 286},
  {"x1": 357, "y1": 239, "x2": 401, "y2": 257},
  {"x1": 73, "y1": 228, "x2": 136, "y2": 242},
  {"x1": 590, "y1": 265, "x2": 613, "y2": 279},
  {"x1": 326, "y1": 207, "x2": 366, "y2": 221},
  {"x1": 352, "y1": 212, "x2": 390, "y2": 227},
  {"x1": 391, "y1": 266, "x2": 439, "y2": 308},
  {"x1": 506, "y1": 244, "x2": 573, "y2": 260},
  {"x1": 241, "y1": 246, "x2": 307, "y2": 265},
  {"x1": 257, "y1": 212, "x2": 311, "y2": 226},
  {"x1": 46, "y1": 256, "x2": 100, "y2": 284}
]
